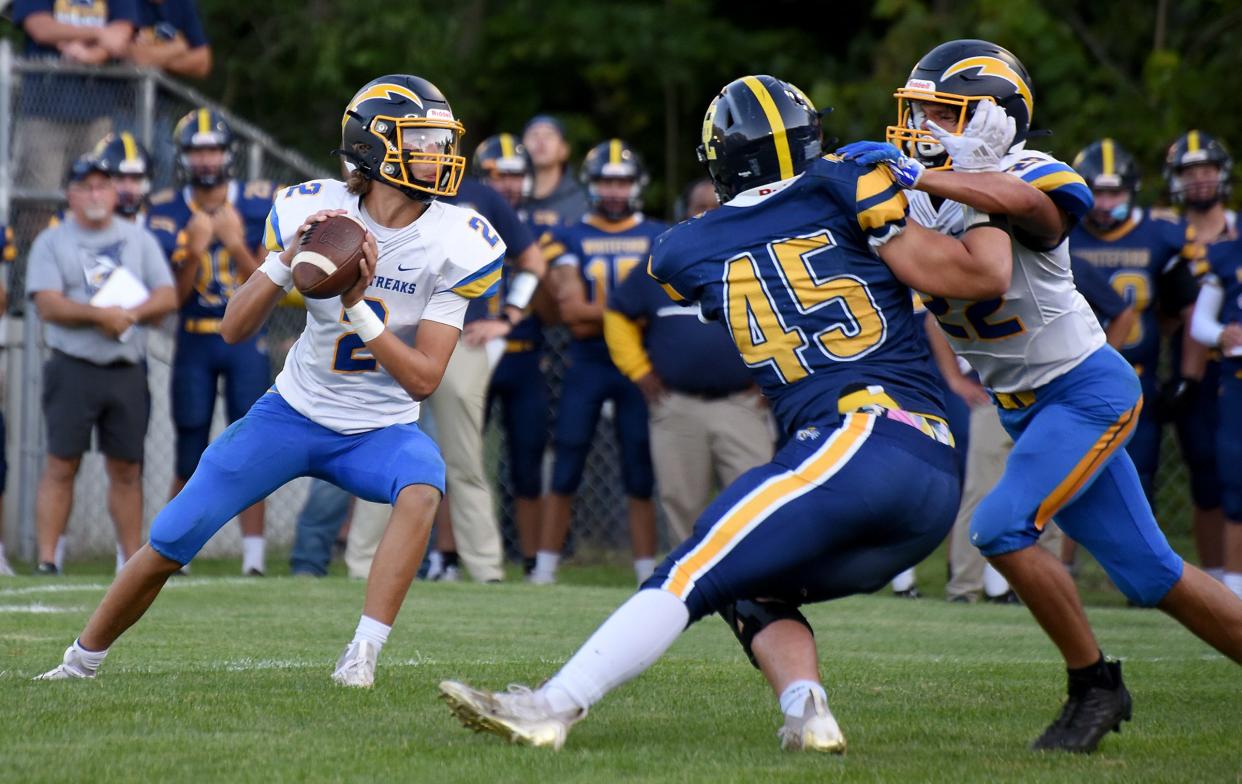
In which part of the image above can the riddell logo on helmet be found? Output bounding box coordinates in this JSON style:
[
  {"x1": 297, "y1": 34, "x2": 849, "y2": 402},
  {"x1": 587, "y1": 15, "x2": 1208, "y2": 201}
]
[
  {"x1": 905, "y1": 78, "x2": 936, "y2": 92},
  {"x1": 426, "y1": 108, "x2": 455, "y2": 121}
]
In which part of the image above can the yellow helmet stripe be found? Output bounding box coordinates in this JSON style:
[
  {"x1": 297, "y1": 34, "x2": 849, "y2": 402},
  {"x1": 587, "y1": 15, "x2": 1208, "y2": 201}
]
[
  {"x1": 198, "y1": 108, "x2": 210, "y2": 135},
  {"x1": 742, "y1": 76, "x2": 793, "y2": 181},
  {"x1": 1188, "y1": 130, "x2": 1201, "y2": 153},
  {"x1": 942, "y1": 57, "x2": 1034, "y2": 119},
  {"x1": 609, "y1": 139, "x2": 623, "y2": 165},
  {"x1": 1101, "y1": 138, "x2": 1115, "y2": 177},
  {"x1": 499, "y1": 133, "x2": 515, "y2": 159},
  {"x1": 341, "y1": 83, "x2": 424, "y2": 131},
  {"x1": 121, "y1": 132, "x2": 138, "y2": 164}
]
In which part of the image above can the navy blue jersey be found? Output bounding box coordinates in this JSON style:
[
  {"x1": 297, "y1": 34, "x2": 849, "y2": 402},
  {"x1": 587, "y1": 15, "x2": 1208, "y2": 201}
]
[
  {"x1": 608, "y1": 265, "x2": 753, "y2": 396},
  {"x1": 545, "y1": 214, "x2": 668, "y2": 364},
  {"x1": 148, "y1": 180, "x2": 274, "y2": 322},
  {"x1": 443, "y1": 177, "x2": 536, "y2": 325},
  {"x1": 1070, "y1": 208, "x2": 1202, "y2": 377},
  {"x1": 136, "y1": 0, "x2": 209, "y2": 49},
  {"x1": 649, "y1": 155, "x2": 943, "y2": 436},
  {"x1": 14, "y1": 0, "x2": 139, "y2": 58},
  {"x1": 1070, "y1": 254, "x2": 1130, "y2": 325}
]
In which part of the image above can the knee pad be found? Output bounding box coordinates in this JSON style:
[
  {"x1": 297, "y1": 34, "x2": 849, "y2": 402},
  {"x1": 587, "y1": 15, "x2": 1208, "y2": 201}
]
[
  {"x1": 969, "y1": 492, "x2": 1038, "y2": 557},
  {"x1": 720, "y1": 599, "x2": 813, "y2": 670}
]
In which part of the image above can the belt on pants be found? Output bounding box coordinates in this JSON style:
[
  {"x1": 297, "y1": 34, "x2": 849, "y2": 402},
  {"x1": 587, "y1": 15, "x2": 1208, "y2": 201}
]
[
  {"x1": 994, "y1": 390, "x2": 1036, "y2": 410},
  {"x1": 182, "y1": 317, "x2": 223, "y2": 334},
  {"x1": 837, "y1": 386, "x2": 955, "y2": 447}
]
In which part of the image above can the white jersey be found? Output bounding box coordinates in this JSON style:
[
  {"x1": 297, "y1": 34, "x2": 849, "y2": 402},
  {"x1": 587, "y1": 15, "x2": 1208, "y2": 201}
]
[
  {"x1": 929, "y1": 149, "x2": 1104, "y2": 393},
  {"x1": 262, "y1": 179, "x2": 505, "y2": 433},
  {"x1": 908, "y1": 189, "x2": 965, "y2": 238}
]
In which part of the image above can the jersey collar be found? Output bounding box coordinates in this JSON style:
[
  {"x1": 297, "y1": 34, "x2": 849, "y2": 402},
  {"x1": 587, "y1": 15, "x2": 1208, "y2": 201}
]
[
  {"x1": 724, "y1": 174, "x2": 803, "y2": 208},
  {"x1": 583, "y1": 213, "x2": 643, "y2": 233}
]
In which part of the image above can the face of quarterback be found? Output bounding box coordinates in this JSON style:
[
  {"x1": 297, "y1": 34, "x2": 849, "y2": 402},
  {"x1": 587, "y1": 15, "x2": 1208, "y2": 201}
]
[
  {"x1": 187, "y1": 147, "x2": 227, "y2": 182},
  {"x1": 593, "y1": 177, "x2": 635, "y2": 217},
  {"x1": 1179, "y1": 162, "x2": 1223, "y2": 205},
  {"x1": 401, "y1": 126, "x2": 455, "y2": 183},
  {"x1": 523, "y1": 122, "x2": 569, "y2": 170},
  {"x1": 488, "y1": 171, "x2": 526, "y2": 207},
  {"x1": 68, "y1": 171, "x2": 118, "y2": 224},
  {"x1": 1088, "y1": 188, "x2": 1130, "y2": 228}
]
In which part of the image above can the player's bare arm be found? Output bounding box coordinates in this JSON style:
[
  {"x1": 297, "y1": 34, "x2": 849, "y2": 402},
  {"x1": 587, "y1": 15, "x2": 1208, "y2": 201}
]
[
  {"x1": 877, "y1": 218, "x2": 1011, "y2": 299},
  {"x1": 1105, "y1": 305, "x2": 1138, "y2": 350},
  {"x1": 549, "y1": 264, "x2": 602, "y2": 339},
  {"x1": 221, "y1": 208, "x2": 346, "y2": 343},
  {"x1": 915, "y1": 169, "x2": 1066, "y2": 246}
]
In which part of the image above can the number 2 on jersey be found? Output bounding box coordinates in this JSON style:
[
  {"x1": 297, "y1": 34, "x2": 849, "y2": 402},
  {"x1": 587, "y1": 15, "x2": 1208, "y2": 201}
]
[
  {"x1": 923, "y1": 296, "x2": 1025, "y2": 341},
  {"x1": 332, "y1": 297, "x2": 389, "y2": 373},
  {"x1": 724, "y1": 231, "x2": 886, "y2": 383}
]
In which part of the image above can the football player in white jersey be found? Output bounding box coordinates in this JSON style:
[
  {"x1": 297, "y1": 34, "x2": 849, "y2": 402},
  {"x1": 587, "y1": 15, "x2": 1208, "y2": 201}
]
[
  {"x1": 830, "y1": 40, "x2": 1242, "y2": 753},
  {"x1": 34, "y1": 75, "x2": 505, "y2": 689}
]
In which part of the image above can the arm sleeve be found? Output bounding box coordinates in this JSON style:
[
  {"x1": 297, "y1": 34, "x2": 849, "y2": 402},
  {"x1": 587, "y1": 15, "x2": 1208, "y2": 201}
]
[
  {"x1": 852, "y1": 164, "x2": 909, "y2": 248},
  {"x1": 13, "y1": 1, "x2": 53, "y2": 26},
  {"x1": 1070, "y1": 255, "x2": 1128, "y2": 322},
  {"x1": 1007, "y1": 159, "x2": 1093, "y2": 220},
  {"x1": 604, "y1": 309, "x2": 653, "y2": 381},
  {"x1": 109, "y1": 0, "x2": 140, "y2": 25},
  {"x1": 420, "y1": 289, "x2": 470, "y2": 330},
  {"x1": 646, "y1": 229, "x2": 694, "y2": 305},
  {"x1": 178, "y1": 0, "x2": 209, "y2": 47},
  {"x1": 23, "y1": 231, "x2": 62, "y2": 295},
  {"x1": 262, "y1": 181, "x2": 329, "y2": 254},
  {"x1": 1190, "y1": 276, "x2": 1225, "y2": 347},
  {"x1": 439, "y1": 210, "x2": 507, "y2": 299},
  {"x1": 540, "y1": 229, "x2": 578, "y2": 269}
]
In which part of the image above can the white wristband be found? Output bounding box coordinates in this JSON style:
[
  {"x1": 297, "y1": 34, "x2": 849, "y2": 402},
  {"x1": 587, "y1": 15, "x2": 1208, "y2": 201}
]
[
  {"x1": 504, "y1": 270, "x2": 539, "y2": 310},
  {"x1": 345, "y1": 301, "x2": 385, "y2": 343},
  {"x1": 258, "y1": 253, "x2": 293, "y2": 292}
]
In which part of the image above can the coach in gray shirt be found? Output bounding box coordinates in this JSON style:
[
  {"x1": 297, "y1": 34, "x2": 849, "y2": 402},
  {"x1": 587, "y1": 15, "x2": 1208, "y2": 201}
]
[{"x1": 26, "y1": 155, "x2": 176, "y2": 574}]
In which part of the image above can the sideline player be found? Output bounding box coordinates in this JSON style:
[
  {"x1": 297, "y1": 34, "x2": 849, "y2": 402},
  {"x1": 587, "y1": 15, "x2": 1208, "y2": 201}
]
[
  {"x1": 93, "y1": 132, "x2": 155, "y2": 226},
  {"x1": 1165, "y1": 131, "x2": 1236, "y2": 580},
  {"x1": 148, "y1": 110, "x2": 275, "y2": 575},
  {"x1": 439, "y1": 74, "x2": 1014, "y2": 751},
  {"x1": 1069, "y1": 138, "x2": 1203, "y2": 502},
  {"x1": 832, "y1": 39, "x2": 1242, "y2": 752},
  {"x1": 529, "y1": 140, "x2": 666, "y2": 585},
  {"x1": 34, "y1": 74, "x2": 504, "y2": 688},
  {"x1": 1190, "y1": 237, "x2": 1242, "y2": 597}
]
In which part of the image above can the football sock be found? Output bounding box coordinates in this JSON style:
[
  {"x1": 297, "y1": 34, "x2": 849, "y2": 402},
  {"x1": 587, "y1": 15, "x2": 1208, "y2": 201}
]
[
  {"x1": 633, "y1": 558, "x2": 655, "y2": 584},
  {"x1": 982, "y1": 563, "x2": 1010, "y2": 597},
  {"x1": 353, "y1": 615, "x2": 391, "y2": 652},
  {"x1": 427, "y1": 550, "x2": 444, "y2": 576},
  {"x1": 442, "y1": 551, "x2": 460, "y2": 568},
  {"x1": 73, "y1": 638, "x2": 109, "y2": 674},
  {"x1": 1224, "y1": 572, "x2": 1242, "y2": 600},
  {"x1": 522, "y1": 556, "x2": 537, "y2": 576},
  {"x1": 533, "y1": 551, "x2": 560, "y2": 580},
  {"x1": 1066, "y1": 652, "x2": 1115, "y2": 696},
  {"x1": 54, "y1": 536, "x2": 67, "y2": 572},
  {"x1": 1206, "y1": 567, "x2": 1225, "y2": 582},
  {"x1": 890, "y1": 567, "x2": 915, "y2": 592},
  {"x1": 779, "y1": 680, "x2": 828, "y2": 718},
  {"x1": 115, "y1": 545, "x2": 126, "y2": 574},
  {"x1": 542, "y1": 588, "x2": 689, "y2": 714},
  {"x1": 241, "y1": 536, "x2": 266, "y2": 573}
]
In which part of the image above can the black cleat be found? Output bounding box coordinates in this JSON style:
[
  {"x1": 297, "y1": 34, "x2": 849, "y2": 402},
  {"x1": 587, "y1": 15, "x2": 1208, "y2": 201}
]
[
  {"x1": 1031, "y1": 661, "x2": 1132, "y2": 753},
  {"x1": 984, "y1": 590, "x2": 1022, "y2": 605},
  {"x1": 34, "y1": 562, "x2": 60, "y2": 576},
  {"x1": 893, "y1": 587, "x2": 922, "y2": 599}
]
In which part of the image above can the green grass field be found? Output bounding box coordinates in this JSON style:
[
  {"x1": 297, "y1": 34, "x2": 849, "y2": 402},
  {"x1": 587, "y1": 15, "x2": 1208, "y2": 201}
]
[{"x1": 1, "y1": 557, "x2": 1238, "y2": 784}]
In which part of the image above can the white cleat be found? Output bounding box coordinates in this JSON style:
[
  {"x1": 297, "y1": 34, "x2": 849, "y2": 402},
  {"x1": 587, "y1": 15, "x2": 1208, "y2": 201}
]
[
  {"x1": 778, "y1": 692, "x2": 847, "y2": 753},
  {"x1": 33, "y1": 645, "x2": 96, "y2": 681},
  {"x1": 526, "y1": 571, "x2": 556, "y2": 586},
  {"x1": 332, "y1": 640, "x2": 378, "y2": 688},
  {"x1": 439, "y1": 680, "x2": 583, "y2": 750},
  {"x1": 0, "y1": 555, "x2": 15, "y2": 577}
]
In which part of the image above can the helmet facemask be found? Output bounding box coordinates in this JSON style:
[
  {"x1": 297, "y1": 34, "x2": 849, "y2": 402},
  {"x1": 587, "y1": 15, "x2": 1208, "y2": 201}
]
[
  {"x1": 588, "y1": 175, "x2": 642, "y2": 220},
  {"x1": 1170, "y1": 162, "x2": 1229, "y2": 211},
  {"x1": 365, "y1": 115, "x2": 466, "y2": 200},
  {"x1": 885, "y1": 89, "x2": 992, "y2": 169}
]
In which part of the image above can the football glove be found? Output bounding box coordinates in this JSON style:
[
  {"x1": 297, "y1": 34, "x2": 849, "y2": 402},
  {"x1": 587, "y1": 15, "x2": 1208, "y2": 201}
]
[
  {"x1": 1157, "y1": 376, "x2": 1198, "y2": 423},
  {"x1": 925, "y1": 100, "x2": 1016, "y2": 173},
  {"x1": 835, "y1": 141, "x2": 925, "y2": 189}
]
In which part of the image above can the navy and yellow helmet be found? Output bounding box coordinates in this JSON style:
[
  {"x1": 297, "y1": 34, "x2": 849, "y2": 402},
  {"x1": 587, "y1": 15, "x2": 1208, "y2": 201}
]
[
  {"x1": 1073, "y1": 139, "x2": 1140, "y2": 194},
  {"x1": 337, "y1": 74, "x2": 466, "y2": 203},
  {"x1": 173, "y1": 108, "x2": 235, "y2": 187},
  {"x1": 580, "y1": 139, "x2": 649, "y2": 218},
  {"x1": 697, "y1": 75, "x2": 822, "y2": 203},
  {"x1": 886, "y1": 39, "x2": 1034, "y2": 167},
  {"x1": 92, "y1": 132, "x2": 152, "y2": 216},
  {"x1": 1164, "y1": 130, "x2": 1233, "y2": 207},
  {"x1": 473, "y1": 133, "x2": 531, "y2": 177}
]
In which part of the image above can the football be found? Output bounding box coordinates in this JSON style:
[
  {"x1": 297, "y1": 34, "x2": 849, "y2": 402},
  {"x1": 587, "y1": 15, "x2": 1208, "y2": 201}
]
[{"x1": 291, "y1": 214, "x2": 368, "y2": 299}]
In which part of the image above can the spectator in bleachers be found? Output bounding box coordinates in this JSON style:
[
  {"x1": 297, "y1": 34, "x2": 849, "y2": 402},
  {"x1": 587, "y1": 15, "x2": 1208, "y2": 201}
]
[
  {"x1": 26, "y1": 155, "x2": 176, "y2": 575},
  {"x1": 129, "y1": 0, "x2": 212, "y2": 79},
  {"x1": 0, "y1": 226, "x2": 14, "y2": 577},
  {"x1": 604, "y1": 178, "x2": 773, "y2": 546},
  {"x1": 522, "y1": 115, "x2": 587, "y2": 229},
  {"x1": 12, "y1": 0, "x2": 138, "y2": 193}
]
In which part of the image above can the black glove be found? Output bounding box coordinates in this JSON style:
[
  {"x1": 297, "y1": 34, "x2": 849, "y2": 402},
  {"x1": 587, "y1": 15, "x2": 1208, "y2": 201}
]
[{"x1": 1157, "y1": 377, "x2": 1198, "y2": 423}]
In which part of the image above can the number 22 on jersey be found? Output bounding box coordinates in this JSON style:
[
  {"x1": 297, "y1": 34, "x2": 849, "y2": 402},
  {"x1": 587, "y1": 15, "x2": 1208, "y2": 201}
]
[{"x1": 724, "y1": 230, "x2": 887, "y2": 383}]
